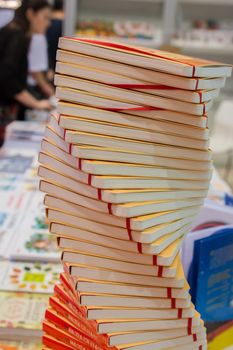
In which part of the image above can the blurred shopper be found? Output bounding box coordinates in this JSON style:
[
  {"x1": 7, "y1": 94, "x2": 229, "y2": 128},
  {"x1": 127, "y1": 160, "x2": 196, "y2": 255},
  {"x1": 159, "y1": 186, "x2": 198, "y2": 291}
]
[
  {"x1": 47, "y1": 0, "x2": 64, "y2": 73},
  {"x1": 0, "y1": 0, "x2": 52, "y2": 141}
]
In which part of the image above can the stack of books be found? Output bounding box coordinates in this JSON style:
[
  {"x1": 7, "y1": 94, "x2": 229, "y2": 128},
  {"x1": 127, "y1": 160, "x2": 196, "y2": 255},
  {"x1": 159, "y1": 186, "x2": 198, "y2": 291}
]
[{"x1": 39, "y1": 37, "x2": 232, "y2": 350}]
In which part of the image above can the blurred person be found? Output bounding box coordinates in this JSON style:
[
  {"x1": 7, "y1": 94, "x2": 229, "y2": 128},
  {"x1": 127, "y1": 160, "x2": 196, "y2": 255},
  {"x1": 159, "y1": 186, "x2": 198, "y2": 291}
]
[
  {"x1": 0, "y1": 0, "x2": 52, "y2": 138},
  {"x1": 46, "y1": 0, "x2": 64, "y2": 73}
]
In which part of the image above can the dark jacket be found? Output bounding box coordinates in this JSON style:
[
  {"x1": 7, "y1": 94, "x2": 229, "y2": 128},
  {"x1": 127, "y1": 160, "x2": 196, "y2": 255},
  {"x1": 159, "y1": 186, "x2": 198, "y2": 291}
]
[{"x1": 0, "y1": 24, "x2": 30, "y2": 105}]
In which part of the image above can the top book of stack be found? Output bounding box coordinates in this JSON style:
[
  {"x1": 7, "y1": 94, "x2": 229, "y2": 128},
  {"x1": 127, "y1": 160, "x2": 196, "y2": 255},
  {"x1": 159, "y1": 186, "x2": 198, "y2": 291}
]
[
  {"x1": 56, "y1": 38, "x2": 232, "y2": 118},
  {"x1": 58, "y1": 37, "x2": 232, "y2": 78}
]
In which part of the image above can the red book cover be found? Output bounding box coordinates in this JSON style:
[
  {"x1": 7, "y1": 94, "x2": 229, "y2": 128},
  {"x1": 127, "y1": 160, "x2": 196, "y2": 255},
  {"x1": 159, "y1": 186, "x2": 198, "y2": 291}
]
[
  {"x1": 49, "y1": 294, "x2": 109, "y2": 347},
  {"x1": 45, "y1": 306, "x2": 113, "y2": 349},
  {"x1": 54, "y1": 282, "x2": 87, "y2": 319},
  {"x1": 49, "y1": 295, "x2": 92, "y2": 333},
  {"x1": 43, "y1": 335, "x2": 74, "y2": 350},
  {"x1": 43, "y1": 321, "x2": 94, "y2": 350}
]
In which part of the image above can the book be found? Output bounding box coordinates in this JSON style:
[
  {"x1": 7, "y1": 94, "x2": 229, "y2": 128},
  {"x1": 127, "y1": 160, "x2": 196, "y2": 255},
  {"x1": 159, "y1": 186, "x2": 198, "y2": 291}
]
[
  {"x1": 65, "y1": 130, "x2": 210, "y2": 160},
  {"x1": 56, "y1": 61, "x2": 220, "y2": 103},
  {"x1": 9, "y1": 230, "x2": 60, "y2": 262},
  {"x1": 45, "y1": 307, "x2": 110, "y2": 349},
  {"x1": 57, "y1": 50, "x2": 227, "y2": 91},
  {"x1": 0, "y1": 261, "x2": 61, "y2": 294},
  {"x1": 9, "y1": 216, "x2": 61, "y2": 263},
  {"x1": 189, "y1": 227, "x2": 233, "y2": 322},
  {"x1": 0, "y1": 291, "x2": 49, "y2": 339},
  {"x1": 66, "y1": 260, "x2": 185, "y2": 288},
  {"x1": 96, "y1": 316, "x2": 204, "y2": 338},
  {"x1": 49, "y1": 291, "x2": 109, "y2": 345},
  {"x1": 208, "y1": 321, "x2": 233, "y2": 350},
  {"x1": 78, "y1": 292, "x2": 191, "y2": 309},
  {"x1": 43, "y1": 119, "x2": 212, "y2": 168},
  {"x1": 58, "y1": 38, "x2": 232, "y2": 77},
  {"x1": 192, "y1": 200, "x2": 233, "y2": 231},
  {"x1": 182, "y1": 225, "x2": 229, "y2": 277},
  {"x1": 46, "y1": 193, "x2": 194, "y2": 242},
  {"x1": 0, "y1": 229, "x2": 16, "y2": 259},
  {"x1": 48, "y1": 205, "x2": 194, "y2": 248},
  {"x1": 55, "y1": 75, "x2": 213, "y2": 116},
  {"x1": 55, "y1": 274, "x2": 193, "y2": 320},
  {"x1": 61, "y1": 248, "x2": 180, "y2": 277},
  {"x1": 43, "y1": 320, "x2": 105, "y2": 350},
  {"x1": 52, "y1": 279, "x2": 204, "y2": 339},
  {"x1": 39, "y1": 159, "x2": 210, "y2": 193},
  {"x1": 69, "y1": 145, "x2": 211, "y2": 171},
  {"x1": 39, "y1": 149, "x2": 211, "y2": 190},
  {"x1": 43, "y1": 335, "x2": 73, "y2": 350},
  {"x1": 43, "y1": 175, "x2": 207, "y2": 204},
  {"x1": 54, "y1": 212, "x2": 194, "y2": 248},
  {"x1": 52, "y1": 221, "x2": 185, "y2": 267},
  {"x1": 73, "y1": 276, "x2": 190, "y2": 299},
  {"x1": 57, "y1": 101, "x2": 208, "y2": 128},
  {"x1": 42, "y1": 128, "x2": 212, "y2": 169},
  {"x1": 48, "y1": 114, "x2": 211, "y2": 159},
  {"x1": 0, "y1": 341, "x2": 41, "y2": 350},
  {"x1": 0, "y1": 153, "x2": 33, "y2": 175},
  {"x1": 43, "y1": 184, "x2": 201, "y2": 230},
  {"x1": 39, "y1": 166, "x2": 205, "y2": 217}
]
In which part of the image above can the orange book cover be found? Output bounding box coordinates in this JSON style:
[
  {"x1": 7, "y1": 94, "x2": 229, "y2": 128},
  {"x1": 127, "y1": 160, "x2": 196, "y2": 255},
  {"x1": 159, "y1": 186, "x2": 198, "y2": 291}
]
[
  {"x1": 49, "y1": 296, "x2": 90, "y2": 334},
  {"x1": 43, "y1": 335, "x2": 74, "y2": 350},
  {"x1": 43, "y1": 321, "x2": 100, "y2": 350},
  {"x1": 53, "y1": 282, "x2": 112, "y2": 341},
  {"x1": 45, "y1": 308, "x2": 116, "y2": 350}
]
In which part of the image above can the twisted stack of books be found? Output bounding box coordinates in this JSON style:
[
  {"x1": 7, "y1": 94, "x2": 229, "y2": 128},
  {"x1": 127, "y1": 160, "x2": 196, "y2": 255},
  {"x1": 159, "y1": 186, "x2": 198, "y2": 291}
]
[{"x1": 39, "y1": 37, "x2": 232, "y2": 350}]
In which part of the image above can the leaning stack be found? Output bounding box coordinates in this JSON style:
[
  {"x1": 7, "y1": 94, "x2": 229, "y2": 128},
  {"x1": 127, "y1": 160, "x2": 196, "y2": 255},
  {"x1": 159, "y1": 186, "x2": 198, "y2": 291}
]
[{"x1": 39, "y1": 38, "x2": 232, "y2": 350}]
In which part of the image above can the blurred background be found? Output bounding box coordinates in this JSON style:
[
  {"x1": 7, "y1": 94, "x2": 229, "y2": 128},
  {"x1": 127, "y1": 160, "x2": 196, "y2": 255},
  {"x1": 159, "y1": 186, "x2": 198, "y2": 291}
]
[{"x1": 0, "y1": 1, "x2": 232, "y2": 350}]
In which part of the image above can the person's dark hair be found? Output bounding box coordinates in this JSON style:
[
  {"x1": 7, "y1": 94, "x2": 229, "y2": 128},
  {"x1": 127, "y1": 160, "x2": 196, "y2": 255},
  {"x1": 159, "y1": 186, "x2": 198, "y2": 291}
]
[
  {"x1": 13, "y1": 0, "x2": 50, "y2": 32},
  {"x1": 53, "y1": 0, "x2": 63, "y2": 11}
]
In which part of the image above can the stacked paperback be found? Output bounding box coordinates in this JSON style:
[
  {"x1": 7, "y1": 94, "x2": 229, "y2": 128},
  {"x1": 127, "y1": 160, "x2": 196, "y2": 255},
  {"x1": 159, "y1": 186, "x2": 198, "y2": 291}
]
[{"x1": 39, "y1": 37, "x2": 232, "y2": 350}]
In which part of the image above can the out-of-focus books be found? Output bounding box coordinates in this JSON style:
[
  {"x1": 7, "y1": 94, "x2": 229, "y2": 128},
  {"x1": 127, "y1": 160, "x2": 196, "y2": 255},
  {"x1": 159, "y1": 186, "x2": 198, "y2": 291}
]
[
  {"x1": 9, "y1": 192, "x2": 60, "y2": 262},
  {"x1": 76, "y1": 19, "x2": 157, "y2": 40},
  {"x1": 208, "y1": 321, "x2": 233, "y2": 350},
  {"x1": 0, "y1": 340, "x2": 41, "y2": 350},
  {"x1": 0, "y1": 261, "x2": 61, "y2": 294},
  {"x1": 192, "y1": 200, "x2": 233, "y2": 231},
  {"x1": 10, "y1": 230, "x2": 60, "y2": 263},
  {"x1": 4, "y1": 121, "x2": 45, "y2": 149},
  {"x1": 182, "y1": 226, "x2": 233, "y2": 322},
  {"x1": 0, "y1": 291, "x2": 49, "y2": 340}
]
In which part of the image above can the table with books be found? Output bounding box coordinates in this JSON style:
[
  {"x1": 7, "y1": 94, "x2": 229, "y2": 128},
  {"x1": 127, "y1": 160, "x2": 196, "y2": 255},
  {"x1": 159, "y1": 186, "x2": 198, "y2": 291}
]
[{"x1": 0, "y1": 122, "x2": 61, "y2": 349}]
